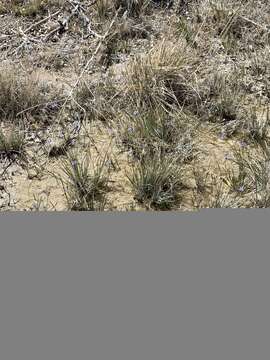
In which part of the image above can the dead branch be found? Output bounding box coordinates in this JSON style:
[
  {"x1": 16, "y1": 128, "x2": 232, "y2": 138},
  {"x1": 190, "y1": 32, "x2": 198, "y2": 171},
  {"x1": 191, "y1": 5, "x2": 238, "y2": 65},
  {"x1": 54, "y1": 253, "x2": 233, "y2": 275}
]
[{"x1": 24, "y1": 10, "x2": 61, "y2": 34}]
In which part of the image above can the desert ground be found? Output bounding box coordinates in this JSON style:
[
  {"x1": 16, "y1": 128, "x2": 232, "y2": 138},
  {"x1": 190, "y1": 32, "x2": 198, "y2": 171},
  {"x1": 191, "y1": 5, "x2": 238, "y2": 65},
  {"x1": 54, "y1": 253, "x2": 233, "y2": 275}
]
[{"x1": 0, "y1": 0, "x2": 269, "y2": 211}]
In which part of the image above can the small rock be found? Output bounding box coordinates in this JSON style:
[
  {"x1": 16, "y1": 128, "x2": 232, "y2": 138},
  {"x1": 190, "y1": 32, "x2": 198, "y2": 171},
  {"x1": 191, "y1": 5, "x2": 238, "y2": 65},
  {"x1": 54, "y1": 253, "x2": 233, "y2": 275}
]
[{"x1": 28, "y1": 169, "x2": 38, "y2": 180}]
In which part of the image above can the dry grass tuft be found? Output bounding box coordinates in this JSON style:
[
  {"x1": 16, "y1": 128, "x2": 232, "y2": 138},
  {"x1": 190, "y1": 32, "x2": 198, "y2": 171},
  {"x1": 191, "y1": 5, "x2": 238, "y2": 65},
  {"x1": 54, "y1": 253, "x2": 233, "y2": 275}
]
[
  {"x1": 60, "y1": 152, "x2": 110, "y2": 211},
  {"x1": 0, "y1": 0, "x2": 64, "y2": 16},
  {"x1": 0, "y1": 67, "x2": 61, "y2": 123},
  {"x1": 123, "y1": 38, "x2": 197, "y2": 108},
  {"x1": 127, "y1": 154, "x2": 183, "y2": 209}
]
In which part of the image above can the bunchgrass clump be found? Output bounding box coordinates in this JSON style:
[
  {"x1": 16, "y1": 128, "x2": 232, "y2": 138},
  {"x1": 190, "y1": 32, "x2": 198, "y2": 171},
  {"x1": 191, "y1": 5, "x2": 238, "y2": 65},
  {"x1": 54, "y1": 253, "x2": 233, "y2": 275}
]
[
  {"x1": 0, "y1": 129, "x2": 25, "y2": 158},
  {"x1": 61, "y1": 152, "x2": 109, "y2": 211},
  {"x1": 0, "y1": 68, "x2": 60, "y2": 123},
  {"x1": 0, "y1": 0, "x2": 64, "y2": 16},
  {"x1": 73, "y1": 76, "x2": 118, "y2": 123},
  {"x1": 174, "y1": 15, "x2": 198, "y2": 46},
  {"x1": 224, "y1": 148, "x2": 270, "y2": 208},
  {"x1": 244, "y1": 107, "x2": 270, "y2": 146},
  {"x1": 127, "y1": 155, "x2": 183, "y2": 209},
  {"x1": 95, "y1": 0, "x2": 152, "y2": 19},
  {"x1": 206, "y1": 188, "x2": 241, "y2": 208},
  {"x1": 114, "y1": 0, "x2": 151, "y2": 16},
  {"x1": 120, "y1": 105, "x2": 197, "y2": 161},
  {"x1": 123, "y1": 38, "x2": 196, "y2": 108},
  {"x1": 197, "y1": 71, "x2": 245, "y2": 124},
  {"x1": 249, "y1": 48, "x2": 270, "y2": 77}
]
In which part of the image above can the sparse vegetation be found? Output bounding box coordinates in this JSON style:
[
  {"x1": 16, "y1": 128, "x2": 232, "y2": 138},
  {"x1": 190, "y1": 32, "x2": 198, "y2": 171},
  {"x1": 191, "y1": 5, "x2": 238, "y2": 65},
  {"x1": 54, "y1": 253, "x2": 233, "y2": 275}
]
[{"x1": 0, "y1": 0, "x2": 269, "y2": 210}]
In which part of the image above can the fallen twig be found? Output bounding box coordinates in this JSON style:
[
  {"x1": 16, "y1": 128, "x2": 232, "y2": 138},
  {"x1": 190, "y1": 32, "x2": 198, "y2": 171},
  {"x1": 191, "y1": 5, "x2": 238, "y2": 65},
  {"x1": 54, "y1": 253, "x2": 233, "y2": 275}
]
[
  {"x1": 238, "y1": 15, "x2": 269, "y2": 33},
  {"x1": 24, "y1": 10, "x2": 61, "y2": 33}
]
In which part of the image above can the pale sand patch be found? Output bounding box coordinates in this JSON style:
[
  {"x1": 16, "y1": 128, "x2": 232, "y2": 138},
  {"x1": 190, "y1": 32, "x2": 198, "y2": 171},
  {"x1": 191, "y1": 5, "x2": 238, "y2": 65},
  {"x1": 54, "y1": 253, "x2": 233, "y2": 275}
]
[{"x1": 10, "y1": 122, "x2": 140, "y2": 211}]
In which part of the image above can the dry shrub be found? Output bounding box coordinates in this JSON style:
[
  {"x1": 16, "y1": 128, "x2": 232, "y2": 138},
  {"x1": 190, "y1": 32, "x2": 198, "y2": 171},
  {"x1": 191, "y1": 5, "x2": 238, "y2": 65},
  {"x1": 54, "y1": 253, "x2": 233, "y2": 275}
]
[
  {"x1": 0, "y1": 128, "x2": 25, "y2": 158},
  {"x1": 0, "y1": 67, "x2": 61, "y2": 123},
  {"x1": 95, "y1": 0, "x2": 172, "y2": 19},
  {"x1": 123, "y1": 38, "x2": 198, "y2": 108},
  {"x1": 0, "y1": 0, "x2": 64, "y2": 16},
  {"x1": 196, "y1": 70, "x2": 247, "y2": 124},
  {"x1": 73, "y1": 76, "x2": 118, "y2": 123}
]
